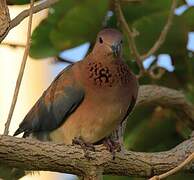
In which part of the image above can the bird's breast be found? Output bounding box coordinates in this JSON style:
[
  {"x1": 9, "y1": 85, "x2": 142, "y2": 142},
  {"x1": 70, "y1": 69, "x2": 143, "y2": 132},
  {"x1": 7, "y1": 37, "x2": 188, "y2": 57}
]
[
  {"x1": 58, "y1": 92, "x2": 130, "y2": 144},
  {"x1": 50, "y1": 60, "x2": 134, "y2": 144},
  {"x1": 84, "y1": 60, "x2": 131, "y2": 89}
]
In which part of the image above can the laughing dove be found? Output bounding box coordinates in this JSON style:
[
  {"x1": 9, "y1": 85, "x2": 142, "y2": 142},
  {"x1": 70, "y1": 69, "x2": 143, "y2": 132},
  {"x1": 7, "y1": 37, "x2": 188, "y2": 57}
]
[{"x1": 14, "y1": 28, "x2": 138, "y2": 152}]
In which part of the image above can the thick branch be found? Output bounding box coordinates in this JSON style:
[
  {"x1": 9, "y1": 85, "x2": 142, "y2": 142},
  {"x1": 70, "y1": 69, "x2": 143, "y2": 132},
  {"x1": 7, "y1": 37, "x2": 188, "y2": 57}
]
[
  {"x1": 137, "y1": 85, "x2": 194, "y2": 129},
  {"x1": 0, "y1": 135, "x2": 193, "y2": 177},
  {"x1": 0, "y1": 85, "x2": 194, "y2": 178},
  {"x1": 149, "y1": 152, "x2": 194, "y2": 180}
]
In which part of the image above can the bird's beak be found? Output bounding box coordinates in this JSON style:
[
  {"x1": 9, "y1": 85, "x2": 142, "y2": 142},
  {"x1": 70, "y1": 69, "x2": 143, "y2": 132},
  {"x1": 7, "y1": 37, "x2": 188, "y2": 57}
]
[{"x1": 111, "y1": 42, "x2": 122, "y2": 57}]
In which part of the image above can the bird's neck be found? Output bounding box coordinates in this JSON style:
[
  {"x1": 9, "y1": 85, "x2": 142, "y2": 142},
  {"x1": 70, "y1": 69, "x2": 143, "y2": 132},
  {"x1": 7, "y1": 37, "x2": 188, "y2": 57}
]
[
  {"x1": 88, "y1": 50, "x2": 117, "y2": 63},
  {"x1": 81, "y1": 53, "x2": 131, "y2": 89}
]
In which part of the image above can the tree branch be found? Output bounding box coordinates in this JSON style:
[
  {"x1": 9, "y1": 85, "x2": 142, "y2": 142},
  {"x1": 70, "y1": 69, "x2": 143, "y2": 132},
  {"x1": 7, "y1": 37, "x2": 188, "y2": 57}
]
[
  {"x1": 4, "y1": 0, "x2": 34, "y2": 135},
  {"x1": 137, "y1": 85, "x2": 194, "y2": 129},
  {"x1": 114, "y1": 0, "x2": 145, "y2": 76},
  {"x1": 0, "y1": 0, "x2": 59, "y2": 43},
  {"x1": 141, "y1": 0, "x2": 177, "y2": 60},
  {"x1": 9, "y1": 0, "x2": 58, "y2": 29},
  {"x1": 0, "y1": 135, "x2": 193, "y2": 178},
  {"x1": 0, "y1": 0, "x2": 10, "y2": 41},
  {"x1": 114, "y1": 0, "x2": 177, "y2": 79},
  {"x1": 149, "y1": 152, "x2": 194, "y2": 180},
  {"x1": 0, "y1": 0, "x2": 192, "y2": 178},
  {"x1": 0, "y1": 42, "x2": 26, "y2": 48},
  {"x1": 1, "y1": 85, "x2": 194, "y2": 179},
  {"x1": 55, "y1": 56, "x2": 74, "y2": 64}
]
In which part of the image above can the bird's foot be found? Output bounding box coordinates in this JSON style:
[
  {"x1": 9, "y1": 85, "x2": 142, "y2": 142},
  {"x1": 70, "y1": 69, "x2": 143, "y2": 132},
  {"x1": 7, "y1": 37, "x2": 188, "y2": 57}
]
[
  {"x1": 103, "y1": 138, "x2": 121, "y2": 160},
  {"x1": 72, "y1": 137, "x2": 95, "y2": 159}
]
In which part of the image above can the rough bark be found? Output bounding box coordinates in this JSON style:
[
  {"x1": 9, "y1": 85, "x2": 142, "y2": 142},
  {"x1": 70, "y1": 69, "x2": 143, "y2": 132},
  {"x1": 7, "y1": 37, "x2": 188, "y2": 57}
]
[
  {"x1": 0, "y1": 0, "x2": 193, "y2": 178},
  {"x1": 0, "y1": 0, "x2": 10, "y2": 41},
  {"x1": 0, "y1": 135, "x2": 193, "y2": 178},
  {"x1": 0, "y1": 0, "x2": 59, "y2": 42},
  {"x1": 138, "y1": 85, "x2": 194, "y2": 129},
  {"x1": 0, "y1": 85, "x2": 193, "y2": 178}
]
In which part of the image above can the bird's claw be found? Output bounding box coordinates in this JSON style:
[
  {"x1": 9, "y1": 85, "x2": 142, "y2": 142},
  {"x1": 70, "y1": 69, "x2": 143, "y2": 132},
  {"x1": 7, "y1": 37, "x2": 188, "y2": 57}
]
[
  {"x1": 72, "y1": 137, "x2": 95, "y2": 159},
  {"x1": 103, "y1": 138, "x2": 121, "y2": 160}
]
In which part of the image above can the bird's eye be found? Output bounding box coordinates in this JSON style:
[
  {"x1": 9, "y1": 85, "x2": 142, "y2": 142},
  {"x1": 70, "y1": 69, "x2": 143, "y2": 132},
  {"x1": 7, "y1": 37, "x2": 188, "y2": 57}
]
[{"x1": 99, "y1": 37, "x2": 103, "y2": 44}]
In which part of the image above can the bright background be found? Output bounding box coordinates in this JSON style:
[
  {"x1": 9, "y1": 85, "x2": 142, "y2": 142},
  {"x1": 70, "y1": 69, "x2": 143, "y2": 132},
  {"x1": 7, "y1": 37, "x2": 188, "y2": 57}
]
[
  {"x1": 0, "y1": 4, "x2": 76, "y2": 180},
  {"x1": 0, "y1": 1, "x2": 194, "y2": 179}
]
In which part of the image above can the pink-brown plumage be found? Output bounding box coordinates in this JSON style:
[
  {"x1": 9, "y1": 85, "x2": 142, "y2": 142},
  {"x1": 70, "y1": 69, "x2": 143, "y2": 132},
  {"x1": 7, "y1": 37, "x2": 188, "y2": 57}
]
[{"x1": 14, "y1": 28, "x2": 138, "y2": 147}]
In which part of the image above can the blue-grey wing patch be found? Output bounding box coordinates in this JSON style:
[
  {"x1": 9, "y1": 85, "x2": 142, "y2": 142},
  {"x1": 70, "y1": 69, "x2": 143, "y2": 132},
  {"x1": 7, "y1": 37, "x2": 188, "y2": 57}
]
[
  {"x1": 14, "y1": 86, "x2": 84, "y2": 138},
  {"x1": 14, "y1": 64, "x2": 85, "y2": 138}
]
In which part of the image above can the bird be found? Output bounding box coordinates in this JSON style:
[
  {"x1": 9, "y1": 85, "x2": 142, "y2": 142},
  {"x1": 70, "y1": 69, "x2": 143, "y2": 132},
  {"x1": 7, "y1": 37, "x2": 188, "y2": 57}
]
[{"x1": 14, "y1": 28, "x2": 138, "y2": 155}]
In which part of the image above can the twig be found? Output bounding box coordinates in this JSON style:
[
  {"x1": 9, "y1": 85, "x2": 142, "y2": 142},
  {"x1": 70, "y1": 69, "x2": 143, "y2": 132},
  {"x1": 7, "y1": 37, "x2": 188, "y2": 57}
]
[
  {"x1": 0, "y1": 0, "x2": 10, "y2": 42},
  {"x1": 55, "y1": 56, "x2": 74, "y2": 64},
  {"x1": 137, "y1": 85, "x2": 194, "y2": 129},
  {"x1": 114, "y1": 0, "x2": 145, "y2": 75},
  {"x1": 0, "y1": 0, "x2": 59, "y2": 42},
  {"x1": 4, "y1": 0, "x2": 34, "y2": 135},
  {"x1": 148, "y1": 64, "x2": 166, "y2": 79},
  {"x1": 1, "y1": 42, "x2": 26, "y2": 48},
  {"x1": 10, "y1": 0, "x2": 58, "y2": 29},
  {"x1": 141, "y1": 0, "x2": 177, "y2": 59},
  {"x1": 149, "y1": 152, "x2": 194, "y2": 180}
]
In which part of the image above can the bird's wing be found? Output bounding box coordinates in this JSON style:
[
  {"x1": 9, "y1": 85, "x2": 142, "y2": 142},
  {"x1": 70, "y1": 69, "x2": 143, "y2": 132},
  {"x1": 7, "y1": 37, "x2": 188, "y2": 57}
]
[
  {"x1": 122, "y1": 72, "x2": 139, "y2": 123},
  {"x1": 14, "y1": 64, "x2": 84, "y2": 137}
]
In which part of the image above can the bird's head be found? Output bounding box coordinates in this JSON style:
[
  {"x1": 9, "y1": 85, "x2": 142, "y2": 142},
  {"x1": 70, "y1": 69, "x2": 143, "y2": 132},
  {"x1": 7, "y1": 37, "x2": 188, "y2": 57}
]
[{"x1": 92, "y1": 28, "x2": 123, "y2": 59}]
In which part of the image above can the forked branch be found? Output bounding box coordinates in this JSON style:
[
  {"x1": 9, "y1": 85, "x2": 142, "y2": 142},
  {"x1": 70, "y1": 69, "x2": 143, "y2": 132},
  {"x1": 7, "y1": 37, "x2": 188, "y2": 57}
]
[
  {"x1": 114, "y1": 0, "x2": 177, "y2": 79},
  {"x1": 141, "y1": 0, "x2": 177, "y2": 59},
  {"x1": 149, "y1": 153, "x2": 194, "y2": 180},
  {"x1": 0, "y1": 0, "x2": 59, "y2": 42}
]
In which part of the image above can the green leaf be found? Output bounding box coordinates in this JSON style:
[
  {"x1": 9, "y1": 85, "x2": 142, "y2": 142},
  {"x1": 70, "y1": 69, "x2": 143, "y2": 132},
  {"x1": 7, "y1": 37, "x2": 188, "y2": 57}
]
[
  {"x1": 122, "y1": 0, "x2": 172, "y2": 23},
  {"x1": 132, "y1": 12, "x2": 188, "y2": 56},
  {"x1": 30, "y1": 0, "x2": 108, "y2": 58},
  {"x1": 7, "y1": 0, "x2": 37, "y2": 5},
  {"x1": 7, "y1": 0, "x2": 30, "y2": 5},
  {"x1": 50, "y1": 0, "x2": 108, "y2": 50},
  {"x1": 0, "y1": 166, "x2": 25, "y2": 180},
  {"x1": 30, "y1": 20, "x2": 58, "y2": 59},
  {"x1": 30, "y1": 0, "x2": 76, "y2": 58},
  {"x1": 182, "y1": 7, "x2": 194, "y2": 31},
  {"x1": 125, "y1": 108, "x2": 183, "y2": 152}
]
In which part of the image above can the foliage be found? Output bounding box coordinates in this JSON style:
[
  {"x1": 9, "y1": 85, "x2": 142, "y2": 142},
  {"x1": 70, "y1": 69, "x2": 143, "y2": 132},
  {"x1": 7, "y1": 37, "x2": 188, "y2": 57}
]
[
  {"x1": 30, "y1": 0, "x2": 109, "y2": 58},
  {"x1": 7, "y1": 0, "x2": 38, "y2": 5},
  {"x1": 4, "y1": 0, "x2": 194, "y2": 180}
]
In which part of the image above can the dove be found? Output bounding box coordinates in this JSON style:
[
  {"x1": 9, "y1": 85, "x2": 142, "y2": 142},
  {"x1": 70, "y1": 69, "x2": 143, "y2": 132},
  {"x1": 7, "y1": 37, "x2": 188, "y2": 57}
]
[{"x1": 14, "y1": 28, "x2": 138, "y2": 154}]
